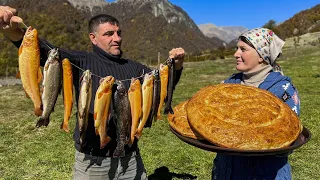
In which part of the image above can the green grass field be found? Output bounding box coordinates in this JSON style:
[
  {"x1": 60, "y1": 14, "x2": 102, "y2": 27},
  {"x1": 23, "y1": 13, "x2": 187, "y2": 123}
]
[{"x1": 1, "y1": 45, "x2": 320, "y2": 180}]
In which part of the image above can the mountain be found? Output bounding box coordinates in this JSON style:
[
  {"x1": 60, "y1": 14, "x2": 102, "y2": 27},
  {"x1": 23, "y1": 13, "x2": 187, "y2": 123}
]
[
  {"x1": 276, "y1": 4, "x2": 320, "y2": 39},
  {"x1": 198, "y1": 23, "x2": 248, "y2": 43},
  {"x1": 67, "y1": 0, "x2": 108, "y2": 12},
  {"x1": 88, "y1": 0, "x2": 225, "y2": 60}
]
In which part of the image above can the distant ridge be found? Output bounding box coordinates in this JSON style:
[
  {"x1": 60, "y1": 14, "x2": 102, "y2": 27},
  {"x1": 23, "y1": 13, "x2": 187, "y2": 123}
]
[{"x1": 198, "y1": 23, "x2": 247, "y2": 43}]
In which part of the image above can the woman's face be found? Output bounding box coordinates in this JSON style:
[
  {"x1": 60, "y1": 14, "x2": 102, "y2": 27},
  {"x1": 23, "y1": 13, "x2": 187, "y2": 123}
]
[{"x1": 234, "y1": 40, "x2": 264, "y2": 72}]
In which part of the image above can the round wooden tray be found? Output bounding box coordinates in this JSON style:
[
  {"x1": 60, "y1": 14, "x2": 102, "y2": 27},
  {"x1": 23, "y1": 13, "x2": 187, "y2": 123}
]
[{"x1": 170, "y1": 126, "x2": 311, "y2": 156}]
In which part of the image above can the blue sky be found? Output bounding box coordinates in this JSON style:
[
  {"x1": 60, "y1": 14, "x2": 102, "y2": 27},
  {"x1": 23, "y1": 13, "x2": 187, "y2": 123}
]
[{"x1": 107, "y1": 0, "x2": 319, "y2": 29}]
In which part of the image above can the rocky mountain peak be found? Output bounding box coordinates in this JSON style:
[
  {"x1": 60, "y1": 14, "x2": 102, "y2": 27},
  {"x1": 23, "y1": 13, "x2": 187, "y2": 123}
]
[
  {"x1": 198, "y1": 23, "x2": 248, "y2": 43},
  {"x1": 67, "y1": 0, "x2": 108, "y2": 12}
]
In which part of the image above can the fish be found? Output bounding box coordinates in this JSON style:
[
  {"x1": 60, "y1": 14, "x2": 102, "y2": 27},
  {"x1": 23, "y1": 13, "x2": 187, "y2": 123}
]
[
  {"x1": 164, "y1": 58, "x2": 175, "y2": 114},
  {"x1": 128, "y1": 78, "x2": 142, "y2": 145},
  {"x1": 18, "y1": 26, "x2": 42, "y2": 116},
  {"x1": 78, "y1": 70, "x2": 92, "y2": 148},
  {"x1": 113, "y1": 81, "x2": 132, "y2": 157},
  {"x1": 136, "y1": 73, "x2": 154, "y2": 138},
  {"x1": 156, "y1": 64, "x2": 169, "y2": 120},
  {"x1": 36, "y1": 48, "x2": 61, "y2": 127},
  {"x1": 93, "y1": 76, "x2": 114, "y2": 149},
  {"x1": 145, "y1": 69, "x2": 161, "y2": 127},
  {"x1": 60, "y1": 58, "x2": 73, "y2": 133}
]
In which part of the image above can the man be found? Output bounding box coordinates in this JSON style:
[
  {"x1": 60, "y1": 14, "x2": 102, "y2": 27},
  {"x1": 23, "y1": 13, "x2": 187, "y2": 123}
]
[{"x1": 0, "y1": 6, "x2": 184, "y2": 179}]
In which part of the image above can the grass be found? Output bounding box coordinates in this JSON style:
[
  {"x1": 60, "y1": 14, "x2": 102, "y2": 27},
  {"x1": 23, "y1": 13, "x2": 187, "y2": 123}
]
[{"x1": 1, "y1": 44, "x2": 320, "y2": 180}]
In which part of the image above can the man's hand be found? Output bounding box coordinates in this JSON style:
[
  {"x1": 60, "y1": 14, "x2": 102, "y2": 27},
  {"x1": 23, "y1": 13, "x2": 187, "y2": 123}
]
[
  {"x1": 0, "y1": 6, "x2": 22, "y2": 30},
  {"x1": 169, "y1": 47, "x2": 184, "y2": 70}
]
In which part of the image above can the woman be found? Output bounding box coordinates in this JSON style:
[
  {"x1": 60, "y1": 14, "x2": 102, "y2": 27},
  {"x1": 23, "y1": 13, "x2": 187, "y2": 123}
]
[{"x1": 212, "y1": 28, "x2": 300, "y2": 180}]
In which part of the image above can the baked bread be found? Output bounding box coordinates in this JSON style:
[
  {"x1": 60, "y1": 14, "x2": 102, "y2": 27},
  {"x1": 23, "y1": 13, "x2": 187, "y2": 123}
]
[
  {"x1": 186, "y1": 83, "x2": 302, "y2": 150},
  {"x1": 168, "y1": 100, "x2": 204, "y2": 140}
]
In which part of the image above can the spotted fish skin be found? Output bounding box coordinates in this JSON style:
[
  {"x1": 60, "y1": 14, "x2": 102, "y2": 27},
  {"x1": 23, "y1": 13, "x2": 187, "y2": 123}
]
[
  {"x1": 164, "y1": 58, "x2": 175, "y2": 114},
  {"x1": 78, "y1": 70, "x2": 92, "y2": 148},
  {"x1": 113, "y1": 81, "x2": 131, "y2": 157},
  {"x1": 36, "y1": 48, "x2": 61, "y2": 127}
]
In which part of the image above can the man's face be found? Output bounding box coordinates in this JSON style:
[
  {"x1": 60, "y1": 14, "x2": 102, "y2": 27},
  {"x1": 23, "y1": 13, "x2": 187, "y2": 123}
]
[{"x1": 89, "y1": 22, "x2": 122, "y2": 56}]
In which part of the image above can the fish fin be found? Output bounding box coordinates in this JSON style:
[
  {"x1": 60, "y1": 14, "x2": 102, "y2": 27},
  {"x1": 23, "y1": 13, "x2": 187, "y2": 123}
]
[
  {"x1": 164, "y1": 106, "x2": 174, "y2": 115},
  {"x1": 34, "y1": 107, "x2": 42, "y2": 117},
  {"x1": 16, "y1": 70, "x2": 21, "y2": 79},
  {"x1": 100, "y1": 136, "x2": 111, "y2": 149},
  {"x1": 18, "y1": 44, "x2": 23, "y2": 56},
  {"x1": 36, "y1": 116, "x2": 49, "y2": 127},
  {"x1": 37, "y1": 68, "x2": 43, "y2": 84},
  {"x1": 60, "y1": 122, "x2": 70, "y2": 133},
  {"x1": 113, "y1": 148, "x2": 125, "y2": 157},
  {"x1": 24, "y1": 90, "x2": 30, "y2": 98}
]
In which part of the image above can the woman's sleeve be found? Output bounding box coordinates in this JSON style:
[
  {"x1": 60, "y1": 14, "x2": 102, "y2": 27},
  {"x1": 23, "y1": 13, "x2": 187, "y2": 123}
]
[{"x1": 274, "y1": 81, "x2": 300, "y2": 116}]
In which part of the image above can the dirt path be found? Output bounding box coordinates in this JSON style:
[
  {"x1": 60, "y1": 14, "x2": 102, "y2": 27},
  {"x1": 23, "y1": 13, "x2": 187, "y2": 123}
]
[{"x1": 0, "y1": 77, "x2": 22, "y2": 87}]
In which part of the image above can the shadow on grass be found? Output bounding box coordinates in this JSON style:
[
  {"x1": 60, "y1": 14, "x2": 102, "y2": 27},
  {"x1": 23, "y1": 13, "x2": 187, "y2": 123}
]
[{"x1": 148, "y1": 166, "x2": 197, "y2": 180}]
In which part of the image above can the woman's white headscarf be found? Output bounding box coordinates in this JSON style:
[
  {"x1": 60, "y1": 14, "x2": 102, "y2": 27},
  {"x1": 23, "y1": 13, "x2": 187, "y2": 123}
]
[{"x1": 240, "y1": 28, "x2": 285, "y2": 70}]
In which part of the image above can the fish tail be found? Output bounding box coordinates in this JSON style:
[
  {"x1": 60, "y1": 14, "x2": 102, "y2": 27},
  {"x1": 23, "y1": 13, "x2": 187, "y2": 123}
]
[
  {"x1": 113, "y1": 147, "x2": 125, "y2": 157},
  {"x1": 34, "y1": 106, "x2": 42, "y2": 117},
  {"x1": 60, "y1": 122, "x2": 70, "y2": 133},
  {"x1": 100, "y1": 136, "x2": 111, "y2": 149},
  {"x1": 36, "y1": 116, "x2": 49, "y2": 128},
  {"x1": 164, "y1": 106, "x2": 174, "y2": 115}
]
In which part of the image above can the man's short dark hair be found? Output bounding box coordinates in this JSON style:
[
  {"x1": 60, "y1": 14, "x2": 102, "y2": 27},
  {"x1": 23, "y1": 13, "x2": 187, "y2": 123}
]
[{"x1": 88, "y1": 14, "x2": 119, "y2": 33}]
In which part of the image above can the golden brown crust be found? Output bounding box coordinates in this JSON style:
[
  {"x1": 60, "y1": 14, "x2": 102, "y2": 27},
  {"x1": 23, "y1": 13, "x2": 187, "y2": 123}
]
[
  {"x1": 168, "y1": 100, "x2": 204, "y2": 140},
  {"x1": 186, "y1": 84, "x2": 302, "y2": 150}
]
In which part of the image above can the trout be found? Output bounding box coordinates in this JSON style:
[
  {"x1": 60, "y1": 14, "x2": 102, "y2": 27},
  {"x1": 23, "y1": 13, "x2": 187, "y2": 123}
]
[
  {"x1": 147, "y1": 69, "x2": 161, "y2": 126},
  {"x1": 36, "y1": 48, "x2": 61, "y2": 127},
  {"x1": 78, "y1": 70, "x2": 92, "y2": 148},
  {"x1": 18, "y1": 26, "x2": 42, "y2": 116},
  {"x1": 156, "y1": 64, "x2": 169, "y2": 120},
  {"x1": 137, "y1": 73, "x2": 154, "y2": 138},
  {"x1": 164, "y1": 58, "x2": 175, "y2": 114},
  {"x1": 60, "y1": 58, "x2": 73, "y2": 132},
  {"x1": 113, "y1": 81, "x2": 132, "y2": 157},
  {"x1": 94, "y1": 76, "x2": 114, "y2": 149},
  {"x1": 128, "y1": 78, "x2": 142, "y2": 144}
]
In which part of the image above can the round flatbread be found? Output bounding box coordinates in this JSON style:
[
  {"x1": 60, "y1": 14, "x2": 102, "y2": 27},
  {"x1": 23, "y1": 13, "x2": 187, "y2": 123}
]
[
  {"x1": 187, "y1": 84, "x2": 302, "y2": 150},
  {"x1": 168, "y1": 100, "x2": 204, "y2": 140}
]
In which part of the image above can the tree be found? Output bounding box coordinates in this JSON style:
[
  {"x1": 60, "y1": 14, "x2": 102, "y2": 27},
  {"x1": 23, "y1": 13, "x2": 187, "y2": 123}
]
[{"x1": 263, "y1": 20, "x2": 277, "y2": 29}]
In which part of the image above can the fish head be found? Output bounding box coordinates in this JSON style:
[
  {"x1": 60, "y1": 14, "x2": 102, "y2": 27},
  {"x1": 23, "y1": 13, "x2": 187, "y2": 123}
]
[
  {"x1": 143, "y1": 73, "x2": 154, "y2": 87},
  {"x1": 160, "y1": 64, "x2": 169, "y2": 75},
  {"x1": 82, "y1": 70, "x2": 92, "y2": 82},
  {"x1": 128, "y1": 78, "x2": 141, "y2": 92},
  {"x1": 22, "y1": 26, "x2": 38, "y2": 48},
  {"x1": 115, "y1": 80, "x2": 127, "y2": 96},
  {"x1": 102, "y1": 76, "x2": 115, "y2": 88},
  {"x1": 47, "y1": 48, "x2": 59, "y2": 62}
]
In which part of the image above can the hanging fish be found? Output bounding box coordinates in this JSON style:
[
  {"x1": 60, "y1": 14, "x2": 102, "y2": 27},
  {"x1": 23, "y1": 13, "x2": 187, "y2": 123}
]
[
  {"x1": 18, "y1": 26, "x2": 42, "y2": 116},
  {"x1": 136, "y1": 73, "x2": 154, "y2": 138},
  {"x1": 94, "y1": 76, "x2": 114, "y2": 149},
  {"x1": 78, "y1": 70, "x2": 92, "y2": 148},
  {"x1": 113, "y1": 80, "x2": 132, "y2": 157},
  {"x1": 164, "y1": 58, "x2": 175, "y2": 114},
  {"x1": 60, "y1": 58, "x2": 73, "y2": 133},
  {"x1": 156, "y1": 64, "x2": 169, "y2": 120},
  {"x1": 36, "y1": 48, "x2": 61, "y2": 127},
  {"x1": 145, "y1": 69, "x2": 161, "y2": 127},
  {"x1": 128, "y1": 78, "x2": 142, "y2": 145}
]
